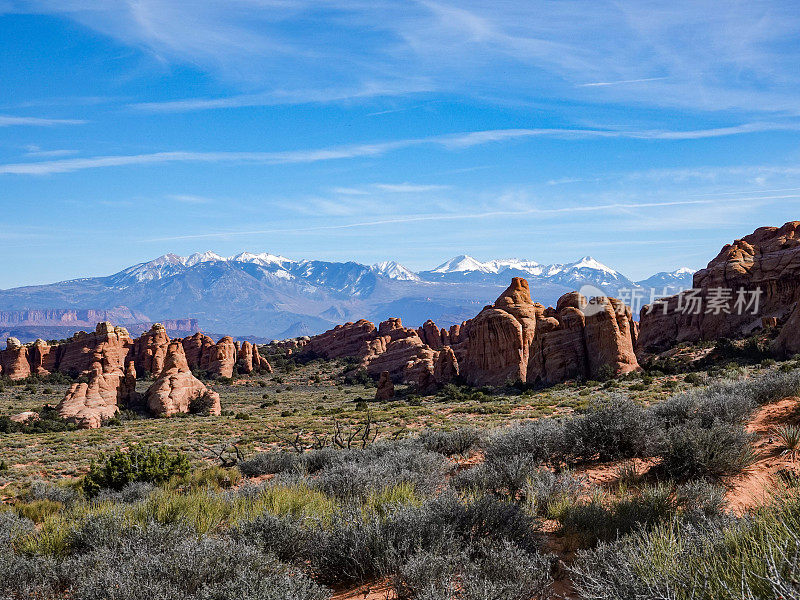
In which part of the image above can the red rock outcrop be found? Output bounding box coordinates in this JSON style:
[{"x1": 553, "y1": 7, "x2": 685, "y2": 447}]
[
  {"x1": 133, "y1": 323, "x2": 170, "y2": 376},
  {"x1": 375, "y1": 371, "x2": 395, "y2": 400},
  {"x1": 237, "y1": 340, "x2": 255, "y2": 374},
  {"x1": 773, "y1": 302, "x2": 800, "y2": 357},
  {"x1": 181, "y1": 332, "x2": 215, "y2": 371},
  {"x1": 208, "y1": 336, "x2": 237, "y2": 378},
  {"x1": 29, "y1": 339, "x2": 56, "y2": 376},
  {"x1": 460, "y1": 279, "x2": 639, "y2": 386},
  {"x1": 417, "y1": 320, "x2": 446, "y2": 349},
  {"x1": 434, "y1": 345, "x2": 459, "y2": 385},
  {"x1": 252, "y1": 344, "x2": 272, "y2": 372},
  {"x1": 299, "y1": 277, "x2": 639, "y2": 388},
  {"x1": 55, "y1": 322, "x2": 134, "y2": 375},
  {"x1": 639, "y1": 222, "x2": 800, "y2": 352},
  {"x1": 144, "y1": 342, "x2": 221, "y2": 417},
  {"x1": 57, "y1": 349, "x2": 137, "y2": 429},
  {"x1": 306, "y1": 320, "x2": 377, "y2": 359},
  {"x1": 0, "y1": 337, "x2": 31, "y2": 380}
]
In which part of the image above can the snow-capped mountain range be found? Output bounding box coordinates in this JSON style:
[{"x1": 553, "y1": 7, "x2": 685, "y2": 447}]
[{"x1": 0, "y1": 251, "x2": 696, "y2": 340}]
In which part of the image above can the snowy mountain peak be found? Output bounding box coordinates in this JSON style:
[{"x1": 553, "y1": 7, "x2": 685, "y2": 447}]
[
  {"x1": 431, "y1": 255, "x2": 495, "y2": 274},
  {"x1": 184, "y1": 251, "x2": 225, "y2": 267},
  {"x1": 232, "y1": 252, "x2": 292, "y2": 266},
  {"x1": 371, "y1": 261, "x2": 421, "y2": 281},
  {"x1": 565, "y1": 256, "x2": 619, "y2": 275},
  {"x1": 673, "y1": 267, "x2": 697, "y2": 275}
]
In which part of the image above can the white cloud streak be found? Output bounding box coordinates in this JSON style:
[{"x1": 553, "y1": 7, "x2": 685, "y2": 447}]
[
  {"x1": 578, "y1": 77, "x2": 669, "y2": 87},
  {"x1": 0, "y1": 115, "x2": 86, "y2": 127},
  {"x1": 130, "y1": 81, "x2": 434, "y2": 113},
  {"x1": 144, "y1": 196, "x2": 786, "y2": 242},
  {"x1": 3, "y1": 122, "x2": 797, "y2": 175}
]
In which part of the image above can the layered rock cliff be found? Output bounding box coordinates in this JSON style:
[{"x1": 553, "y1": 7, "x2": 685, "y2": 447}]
[{"x1": 638, "y1": 221, "x2": 800, "y2": 352}]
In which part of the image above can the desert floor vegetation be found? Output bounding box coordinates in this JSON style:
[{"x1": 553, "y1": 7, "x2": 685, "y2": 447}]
[{"x1": 2, "y1": 345, "x2": 800, "y2": 598}]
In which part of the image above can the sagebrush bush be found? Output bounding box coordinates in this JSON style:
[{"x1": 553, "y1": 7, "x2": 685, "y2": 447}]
[
  {"x1": 555, "y1": 480, "x2": 727, "y2": 548},
  {"x1": 417, "y1": 427, "x2": 482, "y2": 457},
  {"x1": 570, "y1": 483, "x2": 800, "y2": 600},
  {"x1": 238, "y1": 451, "x2": 301, "y2": 477},
  {"x1": 561, "y1": 396, "x2": 658, "y2": 463},
  {"x1": 658, "y1": 421, "x2": 756, "y2": 479},
  {"x1": 312, "y1": 444, "x2": 449, "y2": 500},
  {"x1": 396, "y1": 540, "x2": 554, "y2": 600},
  {"x1": 524, "y1": 470, "x2": 587, "y2": 518}
]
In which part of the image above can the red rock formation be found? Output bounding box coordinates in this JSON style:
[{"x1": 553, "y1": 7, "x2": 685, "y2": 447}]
[
  {"x1": 30, "y1": 339, "x2": 56, "y2": 376},
  {"x1": 208, "y1": 336, "x2": 237, "y2": 378},
  {"x1": 773, "y1": 302, "x2": 800, "y2": 357},
  {"x1": 639, "y1": 222, "x2": 800, "y2": 352},
  {"x1": 375, "y1": 371, "x2": 395, "y2": 400},
  {"x1": 55, "y1": 322, "x2": 133, "y2": 376},
  {"x1": 460, "y1": 280, "x2": 639, "y2": 386},
  {"x1": 182, "y1": 332, "x2": 215, "y2": 371},
  {"x1": 237, "y1": 340, "x2": 255, "y2": 374},
  {"x1": 144, "y1": 341, "x2": 221, "y2": 417},
  {"x1": 0, "y1": 337, "x2": 31, "y2": 380},
  {"x1": 252, "y1": 344, "x2": 272, "y2": 372},
  {"x1": 57, "y1": 349, "x2": 137, "y2": 429},
  {"x1": 133, "y1": 323, "x2": 170, "y2": 376},
  {"x1": 10, "y1": 411, "x2": 39, "y2": 424},
  {"x1": 231, "y1": 340, "x2": 272, "y2": 374},
  {"x1": 434, "y1": 345, "x2": 459, "y2": 385},
  {"x1": 418, "y1": 319, "x2": 444, "y2": 349},
  {"x1": 306, "y1": 320, "x2": 377, "y2": 359}
]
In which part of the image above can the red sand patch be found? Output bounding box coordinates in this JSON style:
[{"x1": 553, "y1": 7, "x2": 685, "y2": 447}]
[
  {"x1": 724, "y1": 396, "x2": 800, "y2": 515},
  {"x1": 332, "y1": 578, "x2": 396, "y2": 600}
]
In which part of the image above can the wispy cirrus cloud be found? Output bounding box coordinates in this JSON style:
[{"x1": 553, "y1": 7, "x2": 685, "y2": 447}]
[
  {"x1": 142, "y1": 196, "x2": 780, "y2": 242},
  {"x1": 0, "y1": 115, "x2": 86, "y2": 127},
  {"x1": 12, "y1": 1, "x2": 800, "y2": 113},
  {"x1": 3, "y1": 123, "x2": 797, "y2": 175},
  {"x1": 578, "y1": 77, "x2": 669, "y2": 87},
  {"x1": 130, "y1": 81, "x2": 434, "y2": 113}
]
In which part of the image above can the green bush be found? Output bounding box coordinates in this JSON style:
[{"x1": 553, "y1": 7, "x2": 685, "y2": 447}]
[{"x1": 83, "y1": 445, "x2": 191, "y2": 497}]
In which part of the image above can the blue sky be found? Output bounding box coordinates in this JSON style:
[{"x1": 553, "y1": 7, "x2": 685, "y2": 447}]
[{"x1": 2, "y1": 1, "x2": 800, "y2": 288}]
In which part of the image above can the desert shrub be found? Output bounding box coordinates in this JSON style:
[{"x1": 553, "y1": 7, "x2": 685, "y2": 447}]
[
  {"x1": 561, "y1": 396, "x2": 658, "y2": 463},
  {"x1": 82, "y1": 445, "x2": 191, "y2": 497},
  {"x1": 94, "y1": 481, "x2": 155, "y2": 503},
  {"x1": 64, "y1": 524, "x2": 329, "y2": 600},
  {"x1": 300, "y1": 447, "x2": 343, "y2": 474},
  {"x1": 557, "y1": 484, "x2": 677, "y2": 547},
  {"x1": 171, "y1": 466, "x2": 242, "y2": 490},
  {"x1": 652, "y1": 382, "x2": 756, "y2": 429},
  {"x1": 417, "y1": 427, "x2": 482, "y2": 457},
  {"x1": 396, "y1": 540, "x2": 553, "y2": 600},
  {"x1": 312, "y1": 444, "x2": 448, "y2": 500},
  {"x1": 27, "y1": 480, "x2": 80, "y2": 507},
  {"x1": 343, "y1": 368, "x2": 372, "y2": 386},
  {"x1": 556, "y1": 480, "x2": 727, "y2": 549},
  {"x1": 453, "y1": 453, "x2": 540, "y2": 500},
  {"x1": 302, "y1": 493, "x2": 541, "y2": 587},
  {"x1": 457, "y1": 419, "x2": 565, "y2": 499},
  {"x1": 484, "y1": 419, "x2": 563, "y2": 466},
  {"x1": 658, "y1": 421, "x2": 756, "y2": 479},
  {"x1": 524, "y1": 470, "x2": 588, "y2": 518},
  {"x1": 233, "y1": 512, "x2": 308, "y2": 563},
  {"x1": 774, "y1": 424, "x2": 800, "y2": 460},
  {"x1": 238, "y1": 451, "x2": 301, "y2": 477},
  {"x1": 570, "y1": 484, "x2": 800, "y2": 600}
]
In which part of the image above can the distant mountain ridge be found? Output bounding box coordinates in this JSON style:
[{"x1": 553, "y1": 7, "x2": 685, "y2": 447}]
[{"x1": 0, "y1": 251, "x2": 696, "y2": 339}]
